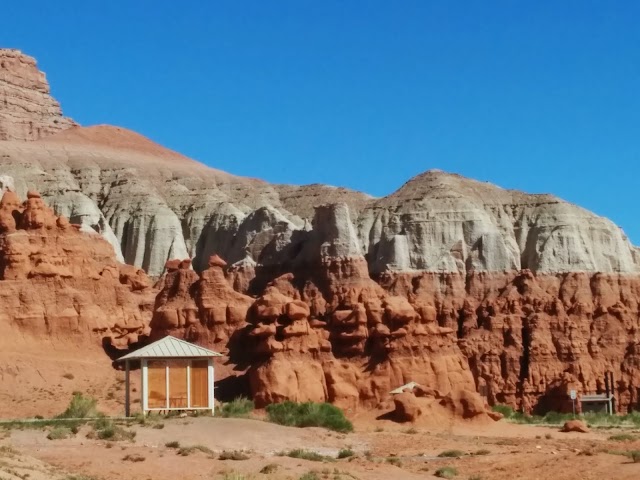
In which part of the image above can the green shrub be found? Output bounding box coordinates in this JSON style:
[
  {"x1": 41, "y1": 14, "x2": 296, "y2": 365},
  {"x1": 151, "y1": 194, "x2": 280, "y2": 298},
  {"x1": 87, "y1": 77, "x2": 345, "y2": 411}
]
[
  {"x1": 219, "y1": 450, "x2": 250, "y2": 460},
  {"x1": 435, "y1": 466, "x2": 458, "y2": 478},
  {"x1": 279, "y1": 449, "x2": 333, "y2": 462},
  {"x1": 337, "y1": 448, "x2": 354, "y2": 459},
  {"x1": 438, "y1": 449, "x2": 465, "y2": 458},
  {"x1": 57, "y1": 393, "x2": 98, "y2": 419},
  {"x1": 266, "y1": 401, "x2": 353, "y2": 433},
  {"x1": 47, "y1": 426, "x2": 73, "y2": 440},
  {"x1": 219, "y1": 397, "x2": 255, "y2": 418},
  {"x1": 491, "y1": 404, "x2": 514, "y2": 418},
  {"x1": 631, "y1": 450, "x2": 640, "y2": 463}
]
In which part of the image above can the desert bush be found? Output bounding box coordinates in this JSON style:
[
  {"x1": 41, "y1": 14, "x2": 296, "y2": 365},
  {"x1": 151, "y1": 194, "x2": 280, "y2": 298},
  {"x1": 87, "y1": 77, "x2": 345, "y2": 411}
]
[
  {"x1": 219, "y1": 450, "x2": 250, "y2": 460},
  {"x1": 279, "y1": 449, "x2": 333, "y2": 462},
  {"x1": 491, "y1": 404, "x2": 514, "y2": 418},
  {"x1": 473, "y1": 449, "x2": 490, "y2": 456},
  {"x1": 438, "y1": 449, "x2": 465, "y2": 458},
  {"x1": 58, "y1": 393, "x2": 98, "y2": 419},
  {"x1": 260, "y1": 463, "x2": 278, "y2": 474},
  {"x1": 96, "y1": 425, "x2": 135, "y2": 441},
  {"x1": 178, "y1": 445, "x2": 214, "y2": 456},
  {"x1": 337, "y1": 448, "x2": 354, "y2": 459},
  {"x1": 631, "y1": 450, "x2": 640, "y2": 463},
  {"x1": 386, "y1": 457, "x2": 402, "y2": 467},
  {"x1": 122, "y1": 453, "x2": 145, "y2": 462},
  {"x1": 404, "y1": 427, "x2": 418, "y2": 434},
  {"x1": 219, "y1": 397, "x2": 255, "y2": 418},
  {"x1": 165, "y1": 440, "x2": 180, "y2": 448},
  {"x1": 266, "y1": 401, "x2": 353, "y2": 433},
  {"x1": 435, "y1": 466, "x2": 458, "y2": 478},
  {"x1": 47, "y1": 426, "x2": 73, "y2": 440},
  {"x1": 62, "y1": 373, "x2": 75, "y2": 380}
]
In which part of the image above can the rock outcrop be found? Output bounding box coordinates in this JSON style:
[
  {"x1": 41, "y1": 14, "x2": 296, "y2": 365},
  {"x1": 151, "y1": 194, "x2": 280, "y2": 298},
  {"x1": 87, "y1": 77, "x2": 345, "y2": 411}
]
[
  {"x1": 0, "y1": 49, "x2": 76, "y2": 141},
  {"x1": 0, "y1": 188, "x2": 154, "y2": 350}
]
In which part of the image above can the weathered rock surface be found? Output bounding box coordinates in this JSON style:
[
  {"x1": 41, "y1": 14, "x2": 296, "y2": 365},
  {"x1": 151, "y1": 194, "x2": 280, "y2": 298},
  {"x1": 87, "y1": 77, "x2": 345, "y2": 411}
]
[
  {"x1": 561, "y1": 419, "x2": 589, "y2": 433},
  {"x1": 0, "y1": 188, "x2": 154, "y2": 350},
  {"x1": 0, "y1": 49, "x2": 76, "y2": 141}
]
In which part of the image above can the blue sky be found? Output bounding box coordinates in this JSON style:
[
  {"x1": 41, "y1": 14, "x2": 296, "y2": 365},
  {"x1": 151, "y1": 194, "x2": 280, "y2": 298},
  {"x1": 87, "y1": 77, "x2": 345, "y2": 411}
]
[{"x1": 3, "y1": 1, "x2": 639, "y2": 243}]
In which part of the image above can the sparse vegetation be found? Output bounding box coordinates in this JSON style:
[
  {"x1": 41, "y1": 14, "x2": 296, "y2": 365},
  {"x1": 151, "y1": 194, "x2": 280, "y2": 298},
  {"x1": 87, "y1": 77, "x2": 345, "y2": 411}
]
[
  {"x1": 279, "y1": 449, "x2": 334, "y2": 462},
  {"x1": 62, "y1": 373, "x2": 75, "y2": 380},
  {"x1": 178, "y1": 445, "x2": 214, "y2": 457},
  {"x1": 473, "y1": 449, "x2": 490, "y2": 456},
  {"x1": 545, "y1": 433, "x2": 552, "y2": 439},
  {"x1": 47, "y1": 426, "x2": 73, "y2": 440},
  {"x1": 165, "y1": 440, "x2": 180, "y2": 449},
  {"x1": 374, "y1": 426, "x2": 384, "y2": 432},
  {"x1": 260, "y1": 463, "x2": 279, "y2": 474},
  {"x1": 386, "y1": 456, "x2": 402, "y2": 467},
  {"x1": 337, "y1": 448, "x2": 354, "y2": 459},
  {"x1": 438, "y1": 449, "x2": 465, "y2": 458},
  {"x1": 435, "y1": 466, "x2": 458, "y2": 478},
  {"x1": 494, "y1": 408, "x2": 640, "y2": 427},
  {"x1": 608, "y1": 433, "x2": 636, "y2": 441},
  {"x1": 219, "y1": 450, "x2": 250, "y2": 460},
  {"x1": 299, "y1": 472, "x2": 321, "y2": 480},
  {"x1": 122, "y1": 453, "x2": 145, "y2": 462},
  {"x1": 95, "y1": 424, "x2": 136, "y2": 441},
  {"x1": 404, "y1": 427, "x2": 418, "y2": 434},
  {"x1": 266, "y1": 401, "x2": 353, "y2": 433},
  {"x1": 631, "y1": 450, "x2": 640, "y2": 463},
  {"x1": 57, "y1": 392, "x2": 98, "y2": 419},
  {"x1": 219, "y1": 397, "x2": 254, "y2": 418}
]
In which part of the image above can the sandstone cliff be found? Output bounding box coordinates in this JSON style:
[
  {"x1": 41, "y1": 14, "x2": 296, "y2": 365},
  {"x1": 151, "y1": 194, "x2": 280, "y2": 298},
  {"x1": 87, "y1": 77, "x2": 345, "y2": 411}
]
[{"x1": 0, "y1": 49, "x2": 76, "y2": 141}]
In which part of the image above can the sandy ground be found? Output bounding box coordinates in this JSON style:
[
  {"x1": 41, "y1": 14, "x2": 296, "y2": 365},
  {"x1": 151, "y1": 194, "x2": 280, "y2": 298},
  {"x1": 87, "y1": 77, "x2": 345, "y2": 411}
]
[{"x1": 2, "y1": 416, "x2": 640, "y2": 480}]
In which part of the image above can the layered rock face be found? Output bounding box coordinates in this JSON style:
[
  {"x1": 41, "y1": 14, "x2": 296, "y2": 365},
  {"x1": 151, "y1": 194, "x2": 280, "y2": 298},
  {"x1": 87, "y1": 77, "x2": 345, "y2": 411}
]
[
  {"x1": 0, "y1": 49, "x2": 76, "y2": 141},
  {"x1": 0, "y1": 188, "x2": 154, "y2": 350}
]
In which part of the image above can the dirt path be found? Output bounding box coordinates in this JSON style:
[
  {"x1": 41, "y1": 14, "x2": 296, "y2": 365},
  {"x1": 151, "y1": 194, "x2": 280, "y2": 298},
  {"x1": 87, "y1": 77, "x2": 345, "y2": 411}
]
[{"x1": 2, "y1": 417, "x2": 640, "y2": 480}]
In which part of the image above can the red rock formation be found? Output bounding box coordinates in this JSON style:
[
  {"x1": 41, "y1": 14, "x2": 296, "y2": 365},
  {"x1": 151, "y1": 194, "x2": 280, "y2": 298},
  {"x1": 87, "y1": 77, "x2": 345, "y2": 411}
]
[
  {"x1": 0, "y1": 49, "x2": 76, "y2": 141},
  {"x1": 150, "y1": 254, "x2": 253, "y2": 347},
  {"x1": 0, "y1": 189, "x2": 154, "y2": 349},
  {"x1": 378, "y1": 269, "x2": 640, "y2": 414}
]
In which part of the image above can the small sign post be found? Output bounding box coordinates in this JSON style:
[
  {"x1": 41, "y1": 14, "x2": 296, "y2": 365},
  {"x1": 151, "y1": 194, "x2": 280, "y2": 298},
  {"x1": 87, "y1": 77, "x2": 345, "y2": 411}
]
[{"x1": 570, "y1": 389, "x2": 577, "y2": 418}]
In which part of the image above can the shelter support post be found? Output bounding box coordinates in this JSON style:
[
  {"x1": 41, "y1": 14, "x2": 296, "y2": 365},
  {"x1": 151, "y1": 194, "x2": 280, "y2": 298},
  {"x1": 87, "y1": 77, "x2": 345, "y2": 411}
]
[
  {"x1": 141, "y1": 359, "x2": 149, "y2": 416},
  {"x1": 208, "y1": 358, "x2": 214, "y2": 415},
  {"x1": 125, "y1": 359, "x2": 130, "y2": 417}
]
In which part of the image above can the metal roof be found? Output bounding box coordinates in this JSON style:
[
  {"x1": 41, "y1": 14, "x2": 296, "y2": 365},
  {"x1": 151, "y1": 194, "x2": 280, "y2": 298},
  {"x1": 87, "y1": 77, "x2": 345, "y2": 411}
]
[
  {"x1": 117, "y1": 336, "x2": 223, "y2": 361},
  {"x1": 390, "y1": 381, "x2": 420, "y2": 394}
]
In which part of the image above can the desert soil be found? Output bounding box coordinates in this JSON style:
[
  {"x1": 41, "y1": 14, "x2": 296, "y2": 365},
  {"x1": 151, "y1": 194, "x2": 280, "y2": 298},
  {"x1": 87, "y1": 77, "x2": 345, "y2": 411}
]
[{"x1": 1, "y1": 416, "x2": 639, "y2": 480}]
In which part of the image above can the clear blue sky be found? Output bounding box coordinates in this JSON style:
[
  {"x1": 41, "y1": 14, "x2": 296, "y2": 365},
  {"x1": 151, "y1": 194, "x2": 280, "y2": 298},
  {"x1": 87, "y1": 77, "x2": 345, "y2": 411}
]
[{"x1": 3, "y1": 1, "x2": 639, "y2": 244}]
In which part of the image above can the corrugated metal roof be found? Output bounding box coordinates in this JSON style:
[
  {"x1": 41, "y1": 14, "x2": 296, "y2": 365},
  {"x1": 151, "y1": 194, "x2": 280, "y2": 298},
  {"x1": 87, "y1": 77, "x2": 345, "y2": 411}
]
[{"x1": 117, "y1": 336, "x2": 223, "y2": 361}]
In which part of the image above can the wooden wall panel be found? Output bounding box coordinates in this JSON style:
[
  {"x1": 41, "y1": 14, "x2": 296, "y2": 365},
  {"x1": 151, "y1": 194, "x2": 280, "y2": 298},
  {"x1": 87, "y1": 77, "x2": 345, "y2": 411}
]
[
  {"x1": 167, "y1": 360, "x2": 188, "y2": 408},
  {"x1": 147, "y1": 361, "x2": 167, "y2": 408},
  {"x1": 190, "y1": 360, "x2": 209, "y2": 408}
]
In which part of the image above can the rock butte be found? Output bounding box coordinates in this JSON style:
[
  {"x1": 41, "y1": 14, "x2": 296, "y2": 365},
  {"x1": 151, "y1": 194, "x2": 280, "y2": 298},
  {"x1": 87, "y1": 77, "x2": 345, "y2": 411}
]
[{"x1": 1, "y1": 47, "x2": 640, "y2": 416}]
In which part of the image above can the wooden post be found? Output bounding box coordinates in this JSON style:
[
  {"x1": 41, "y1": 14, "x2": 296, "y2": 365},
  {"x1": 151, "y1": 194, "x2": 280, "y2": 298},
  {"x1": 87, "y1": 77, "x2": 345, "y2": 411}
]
[
  {"x1": 208, "y1": 358, "x2": 214, "y2": 415},
  {"x1": 125, "y1": 359, "x2": 130, "y2": 417},
  {"x1": 141, "y1": 359, "x2": 149, "y2": 416}
]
